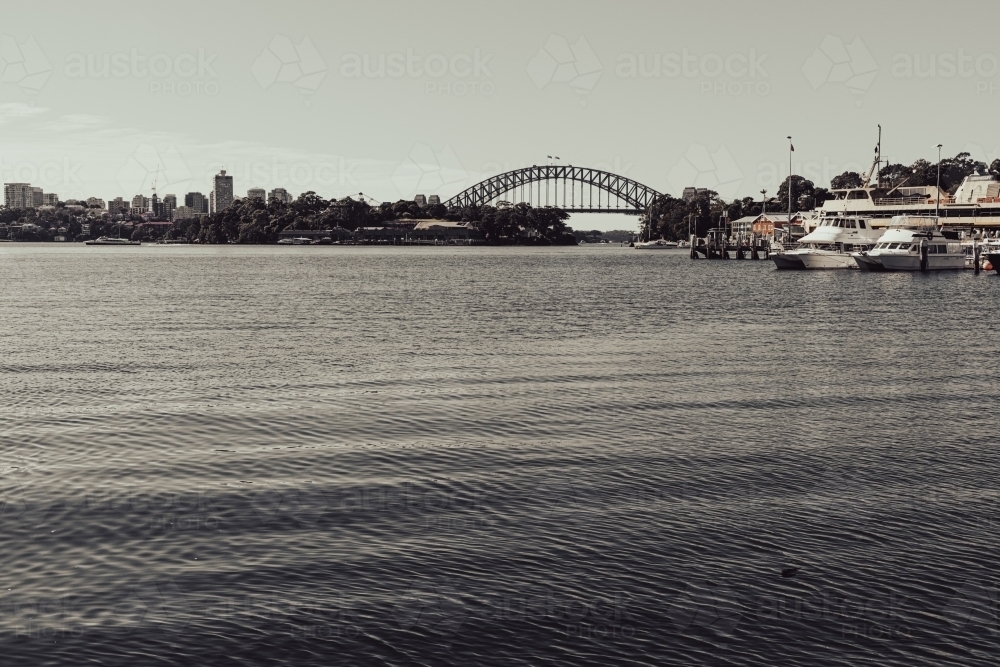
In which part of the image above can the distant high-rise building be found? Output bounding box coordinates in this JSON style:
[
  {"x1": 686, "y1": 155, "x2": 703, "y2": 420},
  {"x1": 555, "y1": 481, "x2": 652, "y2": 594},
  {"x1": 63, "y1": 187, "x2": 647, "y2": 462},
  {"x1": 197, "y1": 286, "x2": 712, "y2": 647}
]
[
  {"x1": 184, "y1": 192, "x2": 209, "y2": 214},
  {"x1": 131, "y1": 194, "x2": 149, "y2": 212},
  {"x1": 42, "y1": 193, "x2": 59, "y2": 206},
  {"x1": 268, "y1": 187, "x2": 292, "y2": 204},
  {"x1": 162, "y1": 194, "x2": 177, "y2": 218},
  {"x1": 31, "y1": 187, "x2": 44, "y2": 208},
  {"x1": 86, "y1": 197, "x2": 105, "y2": 209},
  {"x1": 414, "y1": 194, "x2": 427, "y2": 207},
  {"x1": 681, "y1": 187, "x2": 708, "y2": 203},
  {"x1": 4, "y1": 183, "x2": 33, "y2": 209},
  {"x1": 171, "y1": 205, "x2": 200, "y2": 220},
  {"x1": 108, "y1": 197, "x2": 129, "y2": 215},
  {"x1": 151, "y1": 193, "x2": 161, "y2": 216},
  {"x1": 247, "y1": 187, "x2": 266, "y2": 201},
  {"x1": 209, "y1": 190, "x2": 215, "y2": 214},
  {"x1": 213, "y1": 169, "x2": 234, "y2": 211}
]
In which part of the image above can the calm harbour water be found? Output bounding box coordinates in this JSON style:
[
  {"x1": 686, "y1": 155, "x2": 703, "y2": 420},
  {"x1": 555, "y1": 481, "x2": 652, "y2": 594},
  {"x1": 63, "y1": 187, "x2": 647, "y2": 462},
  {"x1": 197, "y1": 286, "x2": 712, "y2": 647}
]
[{"x1": 2, "y1": 243, "x2": 999, "y2": 666}]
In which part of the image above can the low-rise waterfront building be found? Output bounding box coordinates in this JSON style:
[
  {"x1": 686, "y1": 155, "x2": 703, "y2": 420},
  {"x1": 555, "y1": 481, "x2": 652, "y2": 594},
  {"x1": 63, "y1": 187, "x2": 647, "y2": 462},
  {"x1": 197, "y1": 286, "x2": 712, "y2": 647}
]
[
  {"x1": 742, "y1": 213, "x2": 810, "y2": 236},
  {"x1": 277, "y1": 227, "x2": 353, "y2": 242},
  {"x1": 410, "y1": 219, "x2": 481, "y2": 242}
]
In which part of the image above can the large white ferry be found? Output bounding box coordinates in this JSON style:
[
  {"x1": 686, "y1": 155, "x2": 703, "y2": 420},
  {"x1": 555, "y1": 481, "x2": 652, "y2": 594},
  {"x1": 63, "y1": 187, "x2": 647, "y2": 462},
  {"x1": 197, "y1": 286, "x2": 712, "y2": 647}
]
[
  {"x1": 771, "y1": 215, "x2": 880, "y2": 269},
  {"x1": 803, "y1": 125, "x2": 1000, "y2": 231},
  {"x1": 817, "y1": 153, "x2": 1000, "y2": 230}
]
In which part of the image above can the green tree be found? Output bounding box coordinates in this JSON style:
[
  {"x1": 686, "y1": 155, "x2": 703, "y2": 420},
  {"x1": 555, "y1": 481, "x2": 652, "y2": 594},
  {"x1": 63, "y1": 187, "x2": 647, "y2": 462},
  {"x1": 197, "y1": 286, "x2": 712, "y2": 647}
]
[{"x1": 830, "y1": 171, "x2": 863, "y2": 189}]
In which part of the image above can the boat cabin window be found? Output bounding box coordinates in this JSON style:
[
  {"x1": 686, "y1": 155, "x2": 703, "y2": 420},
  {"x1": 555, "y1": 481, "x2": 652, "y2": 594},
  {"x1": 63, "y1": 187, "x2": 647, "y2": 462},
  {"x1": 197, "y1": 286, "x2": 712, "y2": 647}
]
[
  {"x1": 847, "y1": 220, "x2": 857, "y2": 228},
  {"x1": 847, "y1": 190, "x2": 869, "y2": 200},
  {"x1": 858, "y1": 221, "x2": 866, "y2": 229}
]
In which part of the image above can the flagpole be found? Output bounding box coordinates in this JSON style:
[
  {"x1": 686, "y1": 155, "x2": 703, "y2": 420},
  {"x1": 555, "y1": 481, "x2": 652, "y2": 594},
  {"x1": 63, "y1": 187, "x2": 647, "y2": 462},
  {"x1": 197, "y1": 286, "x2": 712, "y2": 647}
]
[{"x1": 787, "y1": 136, "x2": 793, "y2": 230}]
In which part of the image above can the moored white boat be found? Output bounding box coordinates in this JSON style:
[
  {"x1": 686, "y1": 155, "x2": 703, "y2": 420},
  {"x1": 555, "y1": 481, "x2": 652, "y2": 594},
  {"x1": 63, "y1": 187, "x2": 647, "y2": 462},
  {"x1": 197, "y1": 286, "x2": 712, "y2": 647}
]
[
  {"x1": 771, "y1": 216, "x2": 879, "y2": 269},
  {"x1": 854, "y1": 216, "x2": 965, "y2": 271},
  {"x1": 634, "y1": 239, "x2": 678, "y2": 249}
]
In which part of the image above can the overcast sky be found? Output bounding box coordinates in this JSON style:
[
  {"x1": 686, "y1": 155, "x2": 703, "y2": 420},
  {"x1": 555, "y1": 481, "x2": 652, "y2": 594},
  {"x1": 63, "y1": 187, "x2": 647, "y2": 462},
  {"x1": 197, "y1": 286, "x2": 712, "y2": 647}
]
[{"x1": 2, "y1": 0, "x2": 999, "y2": 230}]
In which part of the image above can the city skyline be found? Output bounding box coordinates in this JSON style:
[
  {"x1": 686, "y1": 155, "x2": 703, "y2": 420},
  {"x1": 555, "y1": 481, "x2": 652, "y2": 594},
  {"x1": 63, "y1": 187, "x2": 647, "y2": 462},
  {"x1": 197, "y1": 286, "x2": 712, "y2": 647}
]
[{"x1": 3, "y1": 173, "x2": 309, "y2": 220}]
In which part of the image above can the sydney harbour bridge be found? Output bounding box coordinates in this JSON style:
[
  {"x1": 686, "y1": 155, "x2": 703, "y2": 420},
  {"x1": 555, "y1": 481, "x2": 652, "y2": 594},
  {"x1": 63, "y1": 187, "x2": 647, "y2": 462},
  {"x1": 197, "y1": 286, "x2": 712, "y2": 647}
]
[{"x1": 443, "y1": 165, "x2": 666, "y2": 214}]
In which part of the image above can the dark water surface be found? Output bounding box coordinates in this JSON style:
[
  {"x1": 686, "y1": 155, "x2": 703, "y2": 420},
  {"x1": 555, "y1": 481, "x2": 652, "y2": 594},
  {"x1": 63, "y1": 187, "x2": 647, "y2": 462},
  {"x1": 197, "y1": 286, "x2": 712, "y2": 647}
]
[{"x1": 2, "y1": 244, "x2": 999, "y2": 666}]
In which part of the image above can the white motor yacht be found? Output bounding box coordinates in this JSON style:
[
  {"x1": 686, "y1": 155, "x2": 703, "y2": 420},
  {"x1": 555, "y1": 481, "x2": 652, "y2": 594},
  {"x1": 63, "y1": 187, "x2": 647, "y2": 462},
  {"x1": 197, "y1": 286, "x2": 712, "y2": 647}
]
[
  {"x1": 853, "y1": 216, "x2": 965, "y2": 271},
  {"x1": 771, "y1": 216, "x2": 880, "y2": 269},
  {"x1": 634, "y1": 239, "x2": 678, "y2": 249},
  {"x1": 84, "y1": 236, "x2": 141, "y2": 246}
]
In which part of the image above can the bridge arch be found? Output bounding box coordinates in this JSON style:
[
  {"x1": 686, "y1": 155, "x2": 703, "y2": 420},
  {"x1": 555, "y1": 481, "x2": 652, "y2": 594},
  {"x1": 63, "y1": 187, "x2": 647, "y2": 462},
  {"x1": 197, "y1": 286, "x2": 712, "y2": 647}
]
[{"x1": 443, "y1": 165, "x2": 666, "y2": 214}]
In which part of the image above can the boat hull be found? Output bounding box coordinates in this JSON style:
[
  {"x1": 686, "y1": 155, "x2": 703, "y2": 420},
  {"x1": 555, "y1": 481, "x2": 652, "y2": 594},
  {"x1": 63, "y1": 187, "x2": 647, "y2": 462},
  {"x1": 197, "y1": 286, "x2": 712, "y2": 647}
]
[
  {"x1": 879, "y1": 254, "x2": 965, "y2": 271},
  {"x1": 989, "y1": 253, "x2": 1000, "y2": 274},
  {"x1": 773, "y1": 250, "x2": 856, "y2": 270},
  {"x1": 853, "y1": 253, "x2": 885, "y2": 272},
  {"x1": 797, "y1": 252, "x2": 857, "y2": 269},
  {"x1": 771, "y1": 254, "x2": 806, "y2": 270}
]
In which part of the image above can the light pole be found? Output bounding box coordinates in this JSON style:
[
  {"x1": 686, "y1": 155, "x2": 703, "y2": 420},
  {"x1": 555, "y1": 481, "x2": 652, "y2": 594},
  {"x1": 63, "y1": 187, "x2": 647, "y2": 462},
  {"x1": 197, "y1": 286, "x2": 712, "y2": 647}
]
[{"x1": 935, "y1": 143, "x2": 943, "y2": 220}]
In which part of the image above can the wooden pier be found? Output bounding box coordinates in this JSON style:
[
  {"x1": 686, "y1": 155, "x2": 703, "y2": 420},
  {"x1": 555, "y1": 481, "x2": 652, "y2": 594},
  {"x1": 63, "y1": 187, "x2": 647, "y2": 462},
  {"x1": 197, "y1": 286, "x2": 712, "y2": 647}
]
[{"x1": 689, "y1": 229, "x2": 771, "y2": 260}]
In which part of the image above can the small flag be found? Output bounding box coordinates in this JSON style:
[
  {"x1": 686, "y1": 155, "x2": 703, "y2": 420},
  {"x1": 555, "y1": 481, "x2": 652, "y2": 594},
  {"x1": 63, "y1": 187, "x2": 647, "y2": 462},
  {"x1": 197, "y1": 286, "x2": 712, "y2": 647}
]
[{"x1": 790, "y1": 143, "x2": 795, "y2": 151}]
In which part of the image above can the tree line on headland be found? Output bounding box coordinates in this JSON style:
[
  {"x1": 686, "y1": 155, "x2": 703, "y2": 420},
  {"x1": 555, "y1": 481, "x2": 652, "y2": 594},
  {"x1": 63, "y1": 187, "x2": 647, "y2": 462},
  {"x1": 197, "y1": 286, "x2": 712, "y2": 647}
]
[
  {"x1": 1, "y1": 194, "x2": 577, "y2": 245},
  {"x1": 166, "y1": 195, "x2": 577, "y2": 244}
]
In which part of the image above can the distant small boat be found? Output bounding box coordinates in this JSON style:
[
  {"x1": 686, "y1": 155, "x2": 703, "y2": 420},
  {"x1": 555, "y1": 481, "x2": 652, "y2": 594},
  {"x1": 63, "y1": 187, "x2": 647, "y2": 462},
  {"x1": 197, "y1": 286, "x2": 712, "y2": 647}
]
[
  {"x1": 634, "y1": 239, "x2": 678, "y2": 249},
  {"x1": 84, "y1": 236, "x2": 141, "y2": 246}
]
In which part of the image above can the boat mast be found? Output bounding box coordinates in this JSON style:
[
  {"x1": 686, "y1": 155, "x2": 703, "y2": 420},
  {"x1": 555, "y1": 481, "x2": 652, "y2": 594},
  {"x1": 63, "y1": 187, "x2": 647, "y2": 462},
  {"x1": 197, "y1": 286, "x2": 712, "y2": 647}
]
[{"x1": 862, "y1": 125, "x2": 881, "y2": 188}]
